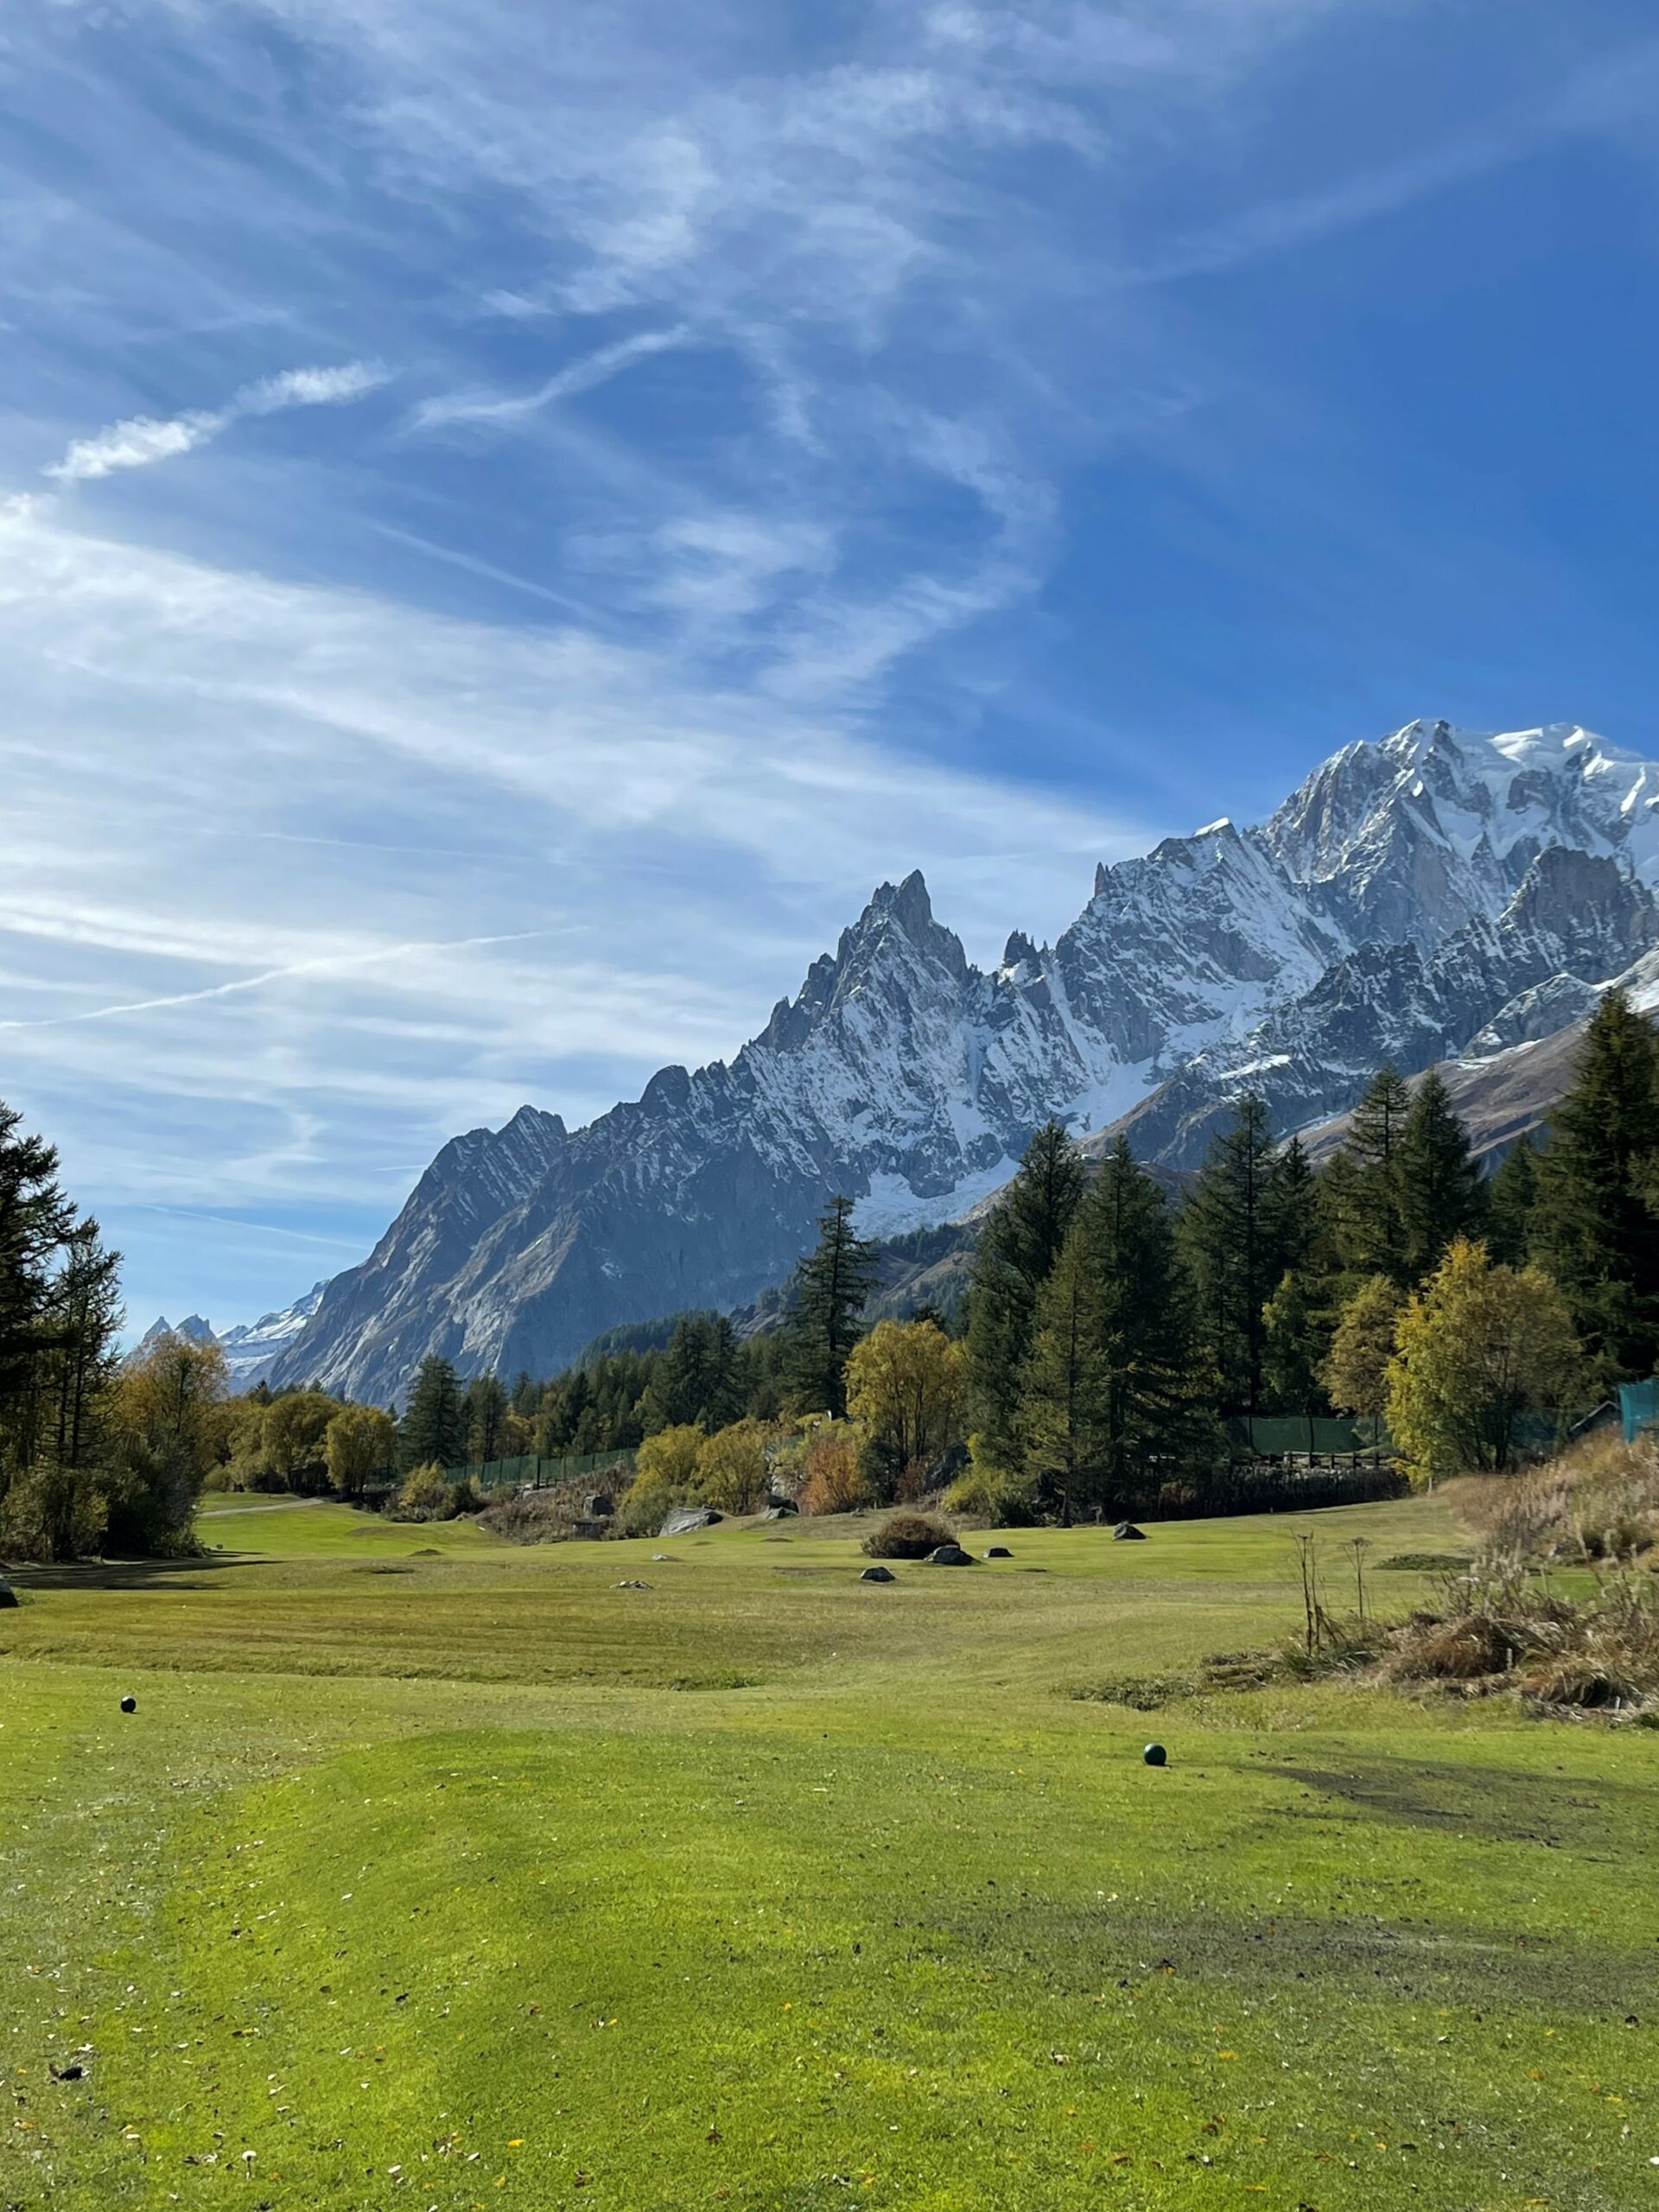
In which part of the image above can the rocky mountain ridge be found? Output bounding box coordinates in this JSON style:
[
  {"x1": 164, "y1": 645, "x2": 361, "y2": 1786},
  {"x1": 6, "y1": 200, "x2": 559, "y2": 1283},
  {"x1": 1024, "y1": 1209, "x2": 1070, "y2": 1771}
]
[
  {"x1": 134, "y1": 1284, "x2": 327, "y2": 1389},
  {"x1": 272, "y1": 719, "x2": 1659, "y2": 1402}
]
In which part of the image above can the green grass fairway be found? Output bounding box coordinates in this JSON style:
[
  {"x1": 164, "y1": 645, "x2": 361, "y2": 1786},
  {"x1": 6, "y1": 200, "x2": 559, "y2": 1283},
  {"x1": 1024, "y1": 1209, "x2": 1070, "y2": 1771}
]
[{"x1": 3, "y1": 1499, "x2": 1655, "y2": 2211}]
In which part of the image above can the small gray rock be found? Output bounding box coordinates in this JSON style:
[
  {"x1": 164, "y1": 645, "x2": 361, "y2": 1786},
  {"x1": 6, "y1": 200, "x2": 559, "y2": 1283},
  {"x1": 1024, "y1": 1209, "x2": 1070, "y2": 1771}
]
[
  {"x1": 1113, "y1": 1522, "x2": 1147, "y2": 1541},
  {"x1": 926, "y1": 1543, "x2": 976, "y2": 1566},
  {"x1": 860, "y1": 1564, "x2": 896, "y2": 1583},
  {"x1": 0, "y1": 1575, "x2": 18, "y2": 1610},
  {"x1": 615, "y1": 1579, "x2": 653, "y2": 1590},
  {"x1": 986, "y1": 1545, "x2": 1012, "y2": 1558}
]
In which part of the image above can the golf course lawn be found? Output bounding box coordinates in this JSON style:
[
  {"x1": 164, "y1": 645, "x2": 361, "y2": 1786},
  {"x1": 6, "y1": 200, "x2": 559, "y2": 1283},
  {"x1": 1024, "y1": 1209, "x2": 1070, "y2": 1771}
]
[{"x1": 2, "y1": 1497, "x2": 1655, "y2": 2211}]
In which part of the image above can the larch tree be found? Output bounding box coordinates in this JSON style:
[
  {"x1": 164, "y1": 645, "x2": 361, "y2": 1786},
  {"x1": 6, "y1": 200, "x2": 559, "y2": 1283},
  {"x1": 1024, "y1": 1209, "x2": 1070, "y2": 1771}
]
[{"x1": 786, "y1": 1196, "x2": 880, "y2": 1420}]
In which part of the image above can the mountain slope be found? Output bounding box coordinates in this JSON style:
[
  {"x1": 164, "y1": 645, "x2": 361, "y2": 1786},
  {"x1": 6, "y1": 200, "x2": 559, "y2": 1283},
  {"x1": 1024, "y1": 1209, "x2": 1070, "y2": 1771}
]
[{"x1": 273, "y1": 720, "x2": 1659, "y2": 1402}]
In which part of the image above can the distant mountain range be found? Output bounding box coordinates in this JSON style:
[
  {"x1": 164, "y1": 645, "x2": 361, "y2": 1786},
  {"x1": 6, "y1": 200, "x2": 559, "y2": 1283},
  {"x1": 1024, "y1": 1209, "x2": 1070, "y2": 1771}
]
[
  {"x1": 134, "y1": 1284, "x2": 325, "y2": 1390},
  {"x1": 263, "y1": 720, "x2": 1659, "y2": 1405}
]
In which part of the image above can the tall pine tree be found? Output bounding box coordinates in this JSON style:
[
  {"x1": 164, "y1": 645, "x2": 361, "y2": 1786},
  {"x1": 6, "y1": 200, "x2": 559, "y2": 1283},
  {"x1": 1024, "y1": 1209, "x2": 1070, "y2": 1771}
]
[
  {"x1": 1024, "y1": 1141, "x2": 1211, "y2": 1521},
  {"x1": 1533, "y1": 991, "x2": 1659, "y2": 1381},
  {"x1": 786, "y1": 1196, "x2": 879, "y2": 1419},
  {"x1": 1486, "y1": 1134, "x2": 1541, "y2": 1268},
  {"x1": 1181, "y1": 1096, "x2": 1287, "y2": 1415},
  {"x1": 398, "y1": 1355, "x2": 466, "y2": 1470},
  {"x1": 964, "y1": 1121, "x2": 1085, "y2": 1471},
  {"x1": 1395, "y1": 1069, "x2": 1486, "y2": 1281},
  {"x1": 1336, "y1": 1065, "x2": 1412, "y2": 1284}
]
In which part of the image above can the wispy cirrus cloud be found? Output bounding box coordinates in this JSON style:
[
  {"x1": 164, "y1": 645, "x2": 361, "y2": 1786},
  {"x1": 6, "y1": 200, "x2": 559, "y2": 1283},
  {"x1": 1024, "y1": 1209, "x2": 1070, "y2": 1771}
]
[
  {"x1": 412, "y1": 327, "x2": 691, "y2": 432},
  {"x1": 46, "y1": 359, "x2": 391, "y2": 482}
]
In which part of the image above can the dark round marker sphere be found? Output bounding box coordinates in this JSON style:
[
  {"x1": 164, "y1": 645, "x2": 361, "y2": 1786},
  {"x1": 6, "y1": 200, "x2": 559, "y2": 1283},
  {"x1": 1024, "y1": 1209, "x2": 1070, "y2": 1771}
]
[
  {"x1": 119, "y1": 1694, "x2": 137, "y2": 1714},
  {"x1": 1142, "y1": 1741, "x2": 1167, "y2": 1767}
]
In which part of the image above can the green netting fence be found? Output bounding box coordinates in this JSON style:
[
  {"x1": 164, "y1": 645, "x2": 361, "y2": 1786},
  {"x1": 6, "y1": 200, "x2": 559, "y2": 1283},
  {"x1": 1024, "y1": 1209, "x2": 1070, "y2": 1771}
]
[
  {"x1": 441, "y1": 1447, "x2": 635, "y2": 1495},
  {"x1": 1224, "y1": 1415, "x2": 1382, "y2": 1458}
]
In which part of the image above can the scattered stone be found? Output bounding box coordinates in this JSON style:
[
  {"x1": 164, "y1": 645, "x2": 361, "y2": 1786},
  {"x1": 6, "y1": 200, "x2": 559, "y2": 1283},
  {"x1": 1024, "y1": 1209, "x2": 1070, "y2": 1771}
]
[
  {"x1": 926, "y1": 1543, "x2": 976, "y2": 1567},
  {"x1": 761, "y1": 1502, "x2": 798, "y2": 1520},
  {"x1": 615, "y1": 1579, "x2": 653, "y2": 1590},
  {"x1": 0, "y1": 1575, "x2": 17, "y2": 1610},
  {"x1": 584, "y1": 1494, "x2": 613, "y2": 1516},
  {"x1": 660, "y1": 1505, "x2": 722, "y2": 1536},
  {"x1": 860, "y1": 1565, "x2": 897, "y2": 1583},
  {"x1": 1143, "y1": 1741, "x2": 1168, "y2": 1767},
  {"x1": 119, "y1": 1694, "x2": 137, "y2": 1713},
  {"x1": 1114, "y1": 1522, "x2": 1147, "y2": 1541},
  {"x1": 986, "y1": 1545, "x2": 1012, "y2": 1558}
]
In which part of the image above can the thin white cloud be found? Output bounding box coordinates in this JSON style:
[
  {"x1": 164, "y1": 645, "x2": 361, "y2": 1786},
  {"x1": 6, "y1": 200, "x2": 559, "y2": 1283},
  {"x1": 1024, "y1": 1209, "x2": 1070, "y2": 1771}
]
[
  {"x1": 412, "y1": 326, "x2": 691, "y2": 431},
  {"x1": 0, "y1": 931, "x2": 559, "y2": 1032},
  {"x1": 45, "y1": 358, "x2": 390, "y2": 482}
]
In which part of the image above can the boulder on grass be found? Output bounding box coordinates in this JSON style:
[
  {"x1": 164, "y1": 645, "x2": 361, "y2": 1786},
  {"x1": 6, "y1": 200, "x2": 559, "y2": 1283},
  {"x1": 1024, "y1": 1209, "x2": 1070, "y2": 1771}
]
[
  {"x1": 926, "y1": 1543, "x2": 976, "y2": 1567},
  {"x1": 615, "y1": 1579, "x2": 653, "y2": 1590},
  {"x1": 986, "y1": 1545, "x2": 1012, "y2": 1559},
  {"x1": 762, "y1": 1500, "x2": 798, "y2": 1520},
  {"x1": 860, "y1": 1564, "x2": 896, "y2": 1583},
  {"x1": 661, "y1": 1505, "x2": 722, "y2": 1537},
  {"x1": 1113, "y1": 1522, "x2": 1147, "y2": 1541},
  {"x1": 0, "y1": 1576, "x2": 17, "y2": 1610}
]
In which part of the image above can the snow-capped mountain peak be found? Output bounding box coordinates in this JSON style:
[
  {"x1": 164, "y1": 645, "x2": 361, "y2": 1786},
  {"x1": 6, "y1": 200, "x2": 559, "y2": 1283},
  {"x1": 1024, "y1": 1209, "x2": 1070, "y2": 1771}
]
[{"x1": 268, "y1": 716, "x2": 1659, "y2": 1402}]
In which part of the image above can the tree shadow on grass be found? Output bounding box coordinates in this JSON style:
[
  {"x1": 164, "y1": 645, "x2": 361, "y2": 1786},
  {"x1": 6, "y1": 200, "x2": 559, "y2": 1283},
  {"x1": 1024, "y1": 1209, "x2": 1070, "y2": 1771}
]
[{"x1": 3, "y1": 1554, "x2": 264, "y2": 1592}]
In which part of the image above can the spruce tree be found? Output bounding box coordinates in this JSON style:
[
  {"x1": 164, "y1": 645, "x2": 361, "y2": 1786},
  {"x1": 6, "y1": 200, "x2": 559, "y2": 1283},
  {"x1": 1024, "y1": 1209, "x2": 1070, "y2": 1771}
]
[
  {"x1": 1486, "y1": 1134, "x2": 1541, "y2": 1268},
  {"x1": 964, "y1": 1121, "x2": 1085, "y2": 1471},
  {"x1": 1025, "y1": 1140, "x2": 1211, "y2": 1520},
  {"x1": 1336, "y1": 1065, "x2": 1412, "y2": 1283},
  {"x1": 1181, "y1": 1096, "x2": 1285, "y2": 1415},
  {"x1": 1533, "y1": 991, "x2": 1659, "y2": 1381},
  {"x1": 786, "y1": 1196, "x2": 879, "y2": 1419},
  {"x1": 398, "y1": 1355, "x2": 466, "y2": 1471},
  {"x1": 1395, "y1": 1069, "x2": 1486, "y2": 1281},
  {"x1": 462, "y1": 1371, "x2": 510, "y2": 1464}
]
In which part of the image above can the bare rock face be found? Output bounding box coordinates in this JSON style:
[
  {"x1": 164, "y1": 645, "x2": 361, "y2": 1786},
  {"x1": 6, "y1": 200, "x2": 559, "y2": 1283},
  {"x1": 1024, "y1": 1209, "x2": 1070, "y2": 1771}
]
[{"x1": 274, "y1": 722, "x2": 1659, "y2": 1404}]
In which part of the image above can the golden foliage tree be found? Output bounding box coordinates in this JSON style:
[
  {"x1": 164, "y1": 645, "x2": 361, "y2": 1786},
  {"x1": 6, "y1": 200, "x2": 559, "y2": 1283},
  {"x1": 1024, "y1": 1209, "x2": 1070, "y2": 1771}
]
[
  {"x1": 694, "y1": 1418, "x2": 774, "y2": 1513},
  {"x1": 1321, "y1": 1274, "x2": 1404, "y2": 1427},
  {"x1": 844, "y1": 1319, "x2": 963, "y2": 1501},
  {"x1": 324, "y1": 1403, "x2": 397, "y2": 1498},
  {"x1": 1386, "y1": 1239, "x2": 1581, "y2": 1481}
]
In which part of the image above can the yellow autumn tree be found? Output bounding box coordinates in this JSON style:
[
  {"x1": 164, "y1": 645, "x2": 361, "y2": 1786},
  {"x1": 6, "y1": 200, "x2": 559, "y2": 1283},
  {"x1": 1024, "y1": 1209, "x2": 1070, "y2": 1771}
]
[
  {"x1": 1386, "y1": 1238, "x2": 1581, "y2": 1482},
  {"x1": 694, "y1": 1418, "x2": 774, "y2": 1513},
  {"x1": 844, "y1": 1318, "x2": 963, "y2": 1501}
]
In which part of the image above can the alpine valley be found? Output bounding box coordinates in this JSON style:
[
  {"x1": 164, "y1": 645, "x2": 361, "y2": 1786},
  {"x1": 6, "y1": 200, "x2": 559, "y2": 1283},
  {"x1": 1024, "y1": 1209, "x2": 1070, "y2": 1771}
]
[{"x1": 272, "y1": 721, "x2": 1659, "y2": 1404}]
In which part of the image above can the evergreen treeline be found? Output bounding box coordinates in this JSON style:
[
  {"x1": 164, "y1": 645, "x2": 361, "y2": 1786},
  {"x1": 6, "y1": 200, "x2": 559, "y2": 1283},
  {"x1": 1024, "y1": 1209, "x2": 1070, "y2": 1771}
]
[{"x1": 10, "y1": 990, "x2": 1652, "y2": 1554}]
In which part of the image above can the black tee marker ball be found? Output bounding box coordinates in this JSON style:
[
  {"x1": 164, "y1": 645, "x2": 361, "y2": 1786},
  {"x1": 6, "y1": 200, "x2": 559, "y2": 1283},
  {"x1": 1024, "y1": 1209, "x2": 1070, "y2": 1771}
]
[
  {"x1": 1142, "y1": 1741, "x2": 1166, "y2": 1767},
  {"x1": 119, "y1": 1694, "x2": 137, "y2": 1713}
]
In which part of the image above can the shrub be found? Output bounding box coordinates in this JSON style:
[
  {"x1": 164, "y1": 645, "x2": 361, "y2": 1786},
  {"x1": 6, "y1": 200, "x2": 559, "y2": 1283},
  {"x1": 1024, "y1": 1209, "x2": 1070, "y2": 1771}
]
[
  {"x1": 392, "y1": 1460, "x2": 450, "y2": 1521},
  {"x1": 862, "y1": 1510, "x2": 954, "y2": 1560},
  {"x1": 945, "y1": 1440, "x2": 1039, "y2": 1525},
  {"x1": 449, "y1": 1474, "x2": 483, "y2": 1516},
  {"x1": 0, "y1": 1461, "x2": 107, "y2": 1562},
  {"x1": 798, "y1": 1421, "x2": 870, "y2": 1515}
]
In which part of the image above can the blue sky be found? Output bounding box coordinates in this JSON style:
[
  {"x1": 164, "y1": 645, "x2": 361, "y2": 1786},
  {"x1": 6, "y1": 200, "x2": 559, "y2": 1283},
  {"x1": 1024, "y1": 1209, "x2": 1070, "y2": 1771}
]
[{"x1": 3, "y1": 0, "x2": 1658, "y2": 1334}]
